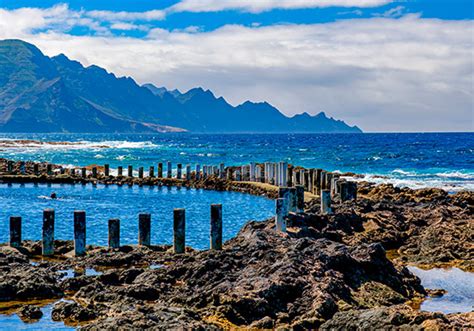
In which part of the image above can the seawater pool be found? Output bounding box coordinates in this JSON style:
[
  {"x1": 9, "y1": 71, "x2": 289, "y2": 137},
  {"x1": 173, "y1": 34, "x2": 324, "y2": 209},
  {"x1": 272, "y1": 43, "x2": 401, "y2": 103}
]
[
  {"x1": 408, "y1": 266, "x2": 474, "y2": 314},
  {"x1": 0, "y1": 183, "x2": 275, "y2": 249}
]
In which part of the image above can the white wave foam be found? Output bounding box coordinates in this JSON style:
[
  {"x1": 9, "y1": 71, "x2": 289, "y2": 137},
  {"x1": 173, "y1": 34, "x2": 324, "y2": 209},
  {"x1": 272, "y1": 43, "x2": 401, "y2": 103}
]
[
  {"x1": 435, "y1": 171, "x2": 474, "y2": 180},
  {"x1": 0, "y1": 139, "x2": 160, "y2": 150},
  {"x1": 349, "y1": 174, "x2": 474, "y2": 192}
]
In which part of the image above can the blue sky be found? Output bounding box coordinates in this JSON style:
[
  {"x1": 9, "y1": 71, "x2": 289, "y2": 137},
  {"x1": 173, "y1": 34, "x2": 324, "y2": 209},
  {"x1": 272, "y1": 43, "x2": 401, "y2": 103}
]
[{"x1": 0, "y1": 0, "x2": 472, "y2": 131}]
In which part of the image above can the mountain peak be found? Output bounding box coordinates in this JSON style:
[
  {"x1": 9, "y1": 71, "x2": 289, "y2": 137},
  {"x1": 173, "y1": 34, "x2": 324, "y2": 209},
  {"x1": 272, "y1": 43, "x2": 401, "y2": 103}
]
[{"x1": 0, "y1": 39, "x2": 362, "y2": 134}]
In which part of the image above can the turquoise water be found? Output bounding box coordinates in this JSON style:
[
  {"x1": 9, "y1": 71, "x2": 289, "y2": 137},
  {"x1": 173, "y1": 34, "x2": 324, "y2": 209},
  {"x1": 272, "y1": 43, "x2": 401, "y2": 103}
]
[
  {"x1": 0, "y1": 183, "x2": 274, "y2": 249},
  {"x1": 408, "y1": 266, "x2": 474, "y2": 314},
  {"x1": 0, "y1": 133, "x2": 473, "y2": 191}
]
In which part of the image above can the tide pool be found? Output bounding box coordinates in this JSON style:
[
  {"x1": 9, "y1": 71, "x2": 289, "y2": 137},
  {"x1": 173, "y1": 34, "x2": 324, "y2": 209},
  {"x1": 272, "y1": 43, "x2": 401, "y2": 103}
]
[{"x1": 0, "y1": 183, "x2": 274, "y2": 249}]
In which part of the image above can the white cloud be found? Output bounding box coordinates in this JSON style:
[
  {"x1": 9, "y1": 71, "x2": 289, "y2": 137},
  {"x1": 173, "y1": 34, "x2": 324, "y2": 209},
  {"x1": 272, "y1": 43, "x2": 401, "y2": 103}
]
[
  {"x1": 374, "y1": 5, "x2": 405, "y2": 18},
  {"x1": 0, "y1": 6, "x2": 472, "y2": 132},
  {"x1": 110, "y1": 22, "x2": 149, "y2": 31},
  {"x1": 87, "y1": 9, "x2": 165, "y2": 21},
  {"x1": 169, "y1": 0, "x2": 393, "y2": 13}
]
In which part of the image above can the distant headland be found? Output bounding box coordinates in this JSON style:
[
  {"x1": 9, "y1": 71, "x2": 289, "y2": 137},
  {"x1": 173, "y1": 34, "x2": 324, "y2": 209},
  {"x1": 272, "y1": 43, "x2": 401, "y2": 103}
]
[{"x1": 0, "y1": 39, "x2": 361, "y2": 134}]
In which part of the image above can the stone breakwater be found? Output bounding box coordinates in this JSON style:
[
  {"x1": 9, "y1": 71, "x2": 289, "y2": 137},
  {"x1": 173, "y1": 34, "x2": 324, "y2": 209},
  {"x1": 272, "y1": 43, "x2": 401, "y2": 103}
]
[{"x1": 0, "y1": 158, "x2": 472, "y2": 329}]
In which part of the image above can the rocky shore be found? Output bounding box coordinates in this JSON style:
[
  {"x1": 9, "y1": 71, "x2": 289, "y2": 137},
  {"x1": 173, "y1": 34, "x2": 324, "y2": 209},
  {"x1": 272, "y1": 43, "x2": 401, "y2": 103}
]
[{"x1": 0, "y1": 158, "x2": 472, "y2": 329}]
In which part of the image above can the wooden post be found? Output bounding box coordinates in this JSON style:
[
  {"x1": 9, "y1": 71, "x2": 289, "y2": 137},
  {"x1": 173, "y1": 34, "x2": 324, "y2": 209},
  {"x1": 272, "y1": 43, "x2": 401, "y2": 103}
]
[
  {"x1": 289, "y1": 187, "x2": 297, "y2": 212},
  {"x1": 128, "y1": 165, "x2": 133, "y2": 178},
  {"x1": 81, "y1": 167, "x2": 87, "y2": 178},
  {"x1": 275, "y1": 198, "x2": 287, "y2": 232},
  {"x1": 157, "y1": 163, "x2": 163, "y2": 178},
  {"x1": 149, "y1": 166, "x2": 155, "y2": 178},
  {"x1": 33, "y1": 164, "x2": 39, "y2": 176},
  {"x1": 177, "y1": 164, "x2": 182, "y2": 179},
  {"x1": 219, "y1": 163, "x2": 225, "y2": 179},
  {"x1": 108, "y1": 219, "x2": 120, "y2": 248},
  {"x1": 47, "y1": 164, "x2": 53, "y2": 176},
  {"x1": 278, "y1": 187, "x2": 290, "y2": 217},
  {"x1": 138, "y1": 213, "x2": 151, "y2": 246},
  {"x1": 186, "y1": 164, "x2": 191, "y2": 180},
  {"x1": 42, "y1": 209, "x2": 55, "y2": 256},
  {"x1": 296, "y1": 185, "x2": 305, "y2": 213},
  {"x1": 104, "y1": 164, "x2": 110, "y2": 176},
  {"x1": 138, "y1": 167, "x2": 144, "y2": 179},
  {"x1": 9, "y1": 216, "x2": 21, "y2": 248},
  {"x1": 321, "y1": 189, "x2": 332, "y2": 214},
  {"x1": 210, "y1": 204, "x2": 222, "y2": 250},
  {"x1": 74, "y1": 211, "x2": 86, "y2": 256},
  {"x1": 167, "y1": 161, "x2": 172, "y2": 178},
  {"x1": 173, "y1": 209, "x2": 185, "y2": 254},
  {"x1": 117, "y1": 166, "x2": 123, "y2": 177},
  {"x1": 195, "y1": 164, "x2": 201, "y2": 180},
  {"x1": 92, "y1": 167, "x2": 97, "y2": 178}
]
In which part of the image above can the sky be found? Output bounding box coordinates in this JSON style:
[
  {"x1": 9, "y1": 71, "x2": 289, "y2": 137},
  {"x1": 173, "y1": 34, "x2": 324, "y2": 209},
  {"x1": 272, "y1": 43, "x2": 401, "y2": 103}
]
[{"x1": 0, "y1": 0, "x2": 472, "y2": 132}]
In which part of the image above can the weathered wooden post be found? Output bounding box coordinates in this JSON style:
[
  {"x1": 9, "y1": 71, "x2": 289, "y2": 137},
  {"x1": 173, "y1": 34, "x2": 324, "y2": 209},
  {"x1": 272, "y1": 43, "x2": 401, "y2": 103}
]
[
  {"x1": 157, "y1": 163, "x2": 163, "y2": 178},
  {"x1": 303, "y1": 171, "x2": 309, "y2": 191},
  {"x1": 289, "y1": 187, "x2": 297, "y2": 212},
  {"x1": 9, "y1": 216, "x2": 21, "y2": 248},
  {"x1": 167, "y1": 161, "x2": 172, "y2": 178},
  {"x1": 299, "y1": 169, "x2": 305, "y2": 186},
  {"x1": 19, "y1": 161, "x2": 26, "y2": 175},
  {"x1": 81, "y1": 167, "x2": 87, "y2": 178},
  {"x1": 33, "y1": 164, "x2": 39, "y2": 176},
  {"x1": 138, "y1": 213, "x2": 151, "y2": 246},
  {"x1": 92, "y1": 167, "x2": 97, "y2": 178},
  {"x1": 320, "y1": 170, "x2": 327, "y2": 191},
  {"x1": 321, "y1": 189, "x2": 332, "y2": 214},
  {"x1": 275, "y1": 198, "x2": 288, "y2": 232},
  {"x1": 42, "y1": 209, "x2": 55, "y2": 256},
  {"x1": 250, "y1": 162, "x2": 256, "y2": 181},
  {"x1": 287, "y1": 166, "x2": 293, "y2": 187},
  {"x1": 331, "y1": 175, "x2": 340, "y2": 197},
  {"x1": 7, "y1": 160, "x2": 13, "y2": 173},
  {"x1": 186, "y1": 164, "x2": 191, "y2": 180},
  {"x1": 315, "y1": 169, "x2": 322, "y2": 195},
  {"x1": 117, "y1": 166, "x2": 123, "y2": 177},
  {"x1": 47, "y1": 164, "x2": 53, "y2": 176},
  {"x1": 70, "y1": 168, "x2": 76, "y2": 176},
  {"x1": 74, "y1": 211, "x2": 86, "y2": 256},
  {"x1": 308, "y1": 169, "x2": 314, "y2": 193},
  {"x1": 177, "y1": 164, "x2": 182, "y2": 179},
  {"x1": 108, "y1": 219, "x2": 120, "y2": 249},
  {"x1": 128, "y1": 165, "x2": 133, "y2": 177},
  {"x1": 335, "y1": 178, "x2": 345, "y2": 197},
  {"x1": 326, "y1": 173, "x2": 333, "y2": 192},
  {"x1": 279, "y1": 187, "x2": 291, "y2": 217},
  {"x1": 173, "y1": 208, "x2": 185, "y2": 254},
  {"x1": 195, "y1": 164, "x2": 201, "y2": 180},
  {"x1": 149, "y1": 166, "x2": 155, "y2": 178},
  {"x1": 255, "y1": 165, "x2": 262, "y2": 182},
  {"x1": 296, "y1": 185, "x2": 305, "y2": 213},
  {"x1": 235, "y1": 169, "x2": 241, "y2": 181},
  {"x1": 341, "y1": 181, "x2": 357, "y2": 201},
  {"x1": 218, "y1": 163, "x2": 224, "y2": 179},
  {"x1": 210, "y1": 204, "x2": 222, "y2": 250},
  {"x1": 104, "y1": 164, "x2": 110, "y2": 176},
  {"x1": 138, "y1": 167, "x2": 144, "y2": 179},
  {"x1": 348, "y1": 182, "x2": 358, "y2": 200}
]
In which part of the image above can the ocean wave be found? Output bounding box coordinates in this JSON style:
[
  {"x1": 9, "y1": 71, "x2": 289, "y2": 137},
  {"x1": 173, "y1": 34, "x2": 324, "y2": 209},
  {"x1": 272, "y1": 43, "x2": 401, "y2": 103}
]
[
  {"x1": 0, "y1": 139, "x2": 160, "y2": 150},
  {"x1": 435, "y1": 171, "x2": 474, "y2": 180},
  {"x1": 350, "y1": 173, "x2": 474, "y2": 192}
]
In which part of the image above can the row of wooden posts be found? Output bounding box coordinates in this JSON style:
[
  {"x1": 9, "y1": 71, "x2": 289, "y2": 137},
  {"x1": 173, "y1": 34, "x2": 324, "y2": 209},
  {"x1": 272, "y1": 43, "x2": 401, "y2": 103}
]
[
  {"x1": 7, "y1": 183, "x2": 356, "y2": 254},
  {"x1": 5, "y1": 161, "x2": 357, "y2": 201},
  {"x1": 8, "y1": 205, "x2": 223, "y2": 256}
]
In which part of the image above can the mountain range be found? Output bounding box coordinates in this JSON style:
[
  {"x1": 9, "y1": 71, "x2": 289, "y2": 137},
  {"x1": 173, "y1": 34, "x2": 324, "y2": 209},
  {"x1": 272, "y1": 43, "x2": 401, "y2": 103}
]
[{"x1": 0, "y1": 39, "x2": 362, "y2": 133}]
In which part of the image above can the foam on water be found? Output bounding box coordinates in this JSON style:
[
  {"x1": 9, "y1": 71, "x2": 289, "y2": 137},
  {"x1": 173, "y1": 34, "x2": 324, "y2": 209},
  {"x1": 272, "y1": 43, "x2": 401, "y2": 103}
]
[{"x1": 0, "y1": 133, "x2": 472, "y2": 191}]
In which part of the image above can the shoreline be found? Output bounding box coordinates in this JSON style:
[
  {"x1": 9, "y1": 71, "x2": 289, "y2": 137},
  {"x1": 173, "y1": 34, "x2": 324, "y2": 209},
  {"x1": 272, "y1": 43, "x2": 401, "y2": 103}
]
[{"x1": 0, "y1": 157, "x2": 472, "y2": 328}]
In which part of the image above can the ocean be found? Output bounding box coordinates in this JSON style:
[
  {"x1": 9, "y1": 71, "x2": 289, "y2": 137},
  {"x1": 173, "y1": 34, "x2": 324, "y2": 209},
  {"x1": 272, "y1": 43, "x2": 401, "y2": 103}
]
[{"x1": 1, "y1": 132, "x2": 473, "y2": 191}]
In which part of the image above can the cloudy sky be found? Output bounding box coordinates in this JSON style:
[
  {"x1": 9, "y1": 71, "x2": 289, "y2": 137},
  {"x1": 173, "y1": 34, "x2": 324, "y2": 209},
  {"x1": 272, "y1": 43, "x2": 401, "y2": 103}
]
[{"x1": 0, "y1": 0, "x2": 472, "y2": 132}]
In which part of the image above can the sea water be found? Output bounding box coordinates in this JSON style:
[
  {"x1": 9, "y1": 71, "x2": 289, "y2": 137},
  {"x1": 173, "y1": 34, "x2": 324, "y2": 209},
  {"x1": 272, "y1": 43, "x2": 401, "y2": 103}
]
[
  {"x1": 0, "y1": 132, "x2": 472, "y2": 192},
  {"x1": 0, "y1": 183, "x2": 274, "y2": 249}
]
